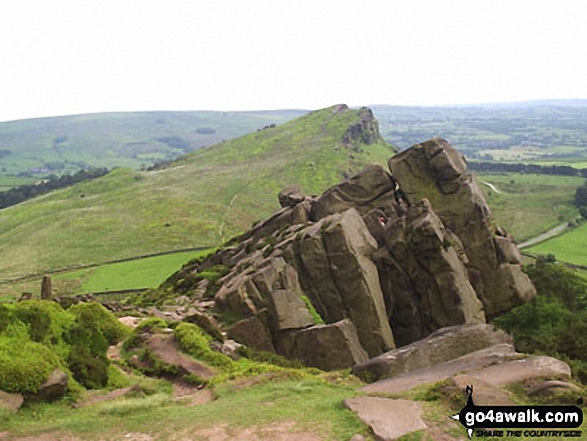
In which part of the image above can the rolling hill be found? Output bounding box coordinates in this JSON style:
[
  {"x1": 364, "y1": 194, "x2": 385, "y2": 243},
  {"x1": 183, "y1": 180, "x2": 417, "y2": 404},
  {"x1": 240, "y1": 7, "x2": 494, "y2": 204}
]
[
  {"x1": 0, "y1": 110, "x2": 305, "y2": 178},
  {"x1": 0, "y1": 105, "x2": 395, "y2": 281}
]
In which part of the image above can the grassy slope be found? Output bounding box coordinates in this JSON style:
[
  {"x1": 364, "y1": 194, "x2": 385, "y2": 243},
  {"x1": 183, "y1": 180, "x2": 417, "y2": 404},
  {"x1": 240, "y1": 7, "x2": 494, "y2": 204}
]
[
  {"x1": 528, "y1": 222, "x2": 587, "y2": 265},
  {"x1": 0, "y1": 106, "x2": 395, "y2": 281},
  {"x1": 1, "y1": 378, "x2": 369, "y2": 440},
  {"x1": 0, "y1": 110, "x2": 304, "y2": 176}
]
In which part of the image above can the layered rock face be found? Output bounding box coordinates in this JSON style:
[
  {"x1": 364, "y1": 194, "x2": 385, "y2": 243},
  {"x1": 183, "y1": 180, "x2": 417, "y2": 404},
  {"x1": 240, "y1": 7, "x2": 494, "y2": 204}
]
[{"x1": 169, "y1": 138, "x2": 535, "y2": 370}]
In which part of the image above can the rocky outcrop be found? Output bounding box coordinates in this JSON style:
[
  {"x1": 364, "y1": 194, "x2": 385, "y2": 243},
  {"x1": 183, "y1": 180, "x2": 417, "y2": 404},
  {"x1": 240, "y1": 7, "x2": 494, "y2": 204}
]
[
  {"x1": 160, "y1": 137, "x2": 535, "y2": 370},
  {"x1": 388, "y1": 139, "x2": 535, "y2": 318},
  {"x1": 342, "y1": 107, "x2": 382, "y2": 147}
]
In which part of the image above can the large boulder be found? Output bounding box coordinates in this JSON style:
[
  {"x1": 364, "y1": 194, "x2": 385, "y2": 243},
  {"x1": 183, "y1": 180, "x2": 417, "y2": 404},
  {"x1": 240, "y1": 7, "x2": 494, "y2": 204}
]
[
  {"x1": 389, "y1": 138, "x2": 536, "y2": 318},
  {"x1": 352, "y1": 324, "x2": 513, "y2": 382},
  {"x1": 276, "y1": 319, "x2": 369, "y2": 371},
  {"x1": 32, "y1": 368, "x2": 68, "y2": 402}
]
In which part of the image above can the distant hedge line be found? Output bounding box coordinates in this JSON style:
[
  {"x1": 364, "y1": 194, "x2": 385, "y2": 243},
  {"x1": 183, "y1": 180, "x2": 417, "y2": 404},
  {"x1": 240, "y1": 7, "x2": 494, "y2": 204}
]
[
  {"x1": 0, "y1": 168, "x2": 109, "y2": 209},
  {"x1": 469, "y1": 161, "x2": 587, "y2": 177}
]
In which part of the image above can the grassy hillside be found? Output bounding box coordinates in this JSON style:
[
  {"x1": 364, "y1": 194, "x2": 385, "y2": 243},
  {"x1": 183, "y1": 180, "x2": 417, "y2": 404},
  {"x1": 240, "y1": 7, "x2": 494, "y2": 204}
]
[
  {"x1": 0, "y1": 106, "x2": 395, "y2": 281},
  {"x1": 474, "y1": 173, "x2": 582, "y2": 241},
  {"x1": 528, "y1": 223, "x2": 587, "y2": 266},
  {"x1": 0, "y1": 110, "x2": 304, "y2": 177}
]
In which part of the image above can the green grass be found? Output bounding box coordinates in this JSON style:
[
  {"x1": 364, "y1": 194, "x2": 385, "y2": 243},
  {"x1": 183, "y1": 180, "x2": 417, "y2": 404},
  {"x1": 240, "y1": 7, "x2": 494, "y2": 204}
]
[
  {"x1": 53, "y1": 249, "x2": 212, "y2": 294},
  {"x1": 0, "y1": 175, "x2": 37, "y2": 192},
  {"x1": 475, "y1": 172, "x2": 582, "y2": 241},
  {"x1": 528, "y1": 222, "x2": 587, "y2": 266},
  {"x1": 1, "y1": 378, "x2": 369, "y2": 440},
  {"x1": 0, "y1": 106, "x2": 395, "y2": 281}
]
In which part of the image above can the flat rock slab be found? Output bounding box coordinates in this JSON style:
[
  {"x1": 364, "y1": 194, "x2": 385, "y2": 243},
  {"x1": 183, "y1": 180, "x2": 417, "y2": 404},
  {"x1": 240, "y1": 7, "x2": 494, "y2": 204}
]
[
  {"x1": 147, "y1": 334, "x2": 216, "y2": 380},
  {"x1": 467, "y1": 355, "x2": 571, "y2": 387},
  {"x1": 451, "y1": 375, "x2": 515, "y2": 406},
  {"x1": 344, "y1": 397, "x2": 427, "y2": 440},
  {"x1": 362, "y1": 344, "x2": 517, "y2": 395}
]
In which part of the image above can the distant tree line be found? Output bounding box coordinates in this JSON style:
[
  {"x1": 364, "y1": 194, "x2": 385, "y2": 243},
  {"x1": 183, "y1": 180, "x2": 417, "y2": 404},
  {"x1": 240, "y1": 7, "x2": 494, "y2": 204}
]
[
  {"x1": 0, "y1": 168, "x2": 109, "y2": 209},
  {"x1": 468, "y1": 161, "x2": 587, "y2": 178}
]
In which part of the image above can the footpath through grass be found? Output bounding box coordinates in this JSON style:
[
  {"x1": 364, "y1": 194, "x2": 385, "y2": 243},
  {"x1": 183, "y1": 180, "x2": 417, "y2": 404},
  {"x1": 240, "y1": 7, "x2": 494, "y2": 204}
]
[{"x1": 1, "y1": 377, "x2": 369, "y2": 440}]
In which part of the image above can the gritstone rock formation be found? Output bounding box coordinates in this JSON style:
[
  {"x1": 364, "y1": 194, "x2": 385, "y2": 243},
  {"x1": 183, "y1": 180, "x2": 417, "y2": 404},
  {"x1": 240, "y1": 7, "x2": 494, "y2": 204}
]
[{"x1": 164, "y1": 137, "x2": 536, "y2": 371}]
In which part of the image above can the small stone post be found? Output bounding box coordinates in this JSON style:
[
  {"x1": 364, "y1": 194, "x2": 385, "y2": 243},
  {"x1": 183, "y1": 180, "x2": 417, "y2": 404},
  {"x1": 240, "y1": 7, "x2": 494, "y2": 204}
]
[{"x1": 41, "y1": 275, "x2": 52, "y2": 300}]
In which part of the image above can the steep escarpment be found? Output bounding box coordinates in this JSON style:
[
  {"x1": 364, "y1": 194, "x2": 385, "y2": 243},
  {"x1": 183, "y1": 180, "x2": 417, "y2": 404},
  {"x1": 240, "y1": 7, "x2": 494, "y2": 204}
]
[{"x1": 158, "y1": 137, "x2": 535, "y2": 371}]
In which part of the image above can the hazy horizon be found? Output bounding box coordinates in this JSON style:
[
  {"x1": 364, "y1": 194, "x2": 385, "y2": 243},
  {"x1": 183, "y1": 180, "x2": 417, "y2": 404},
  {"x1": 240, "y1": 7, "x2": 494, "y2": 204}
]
[{"x1": 2, "y1": 0, "x2": 586, "y2": 123}]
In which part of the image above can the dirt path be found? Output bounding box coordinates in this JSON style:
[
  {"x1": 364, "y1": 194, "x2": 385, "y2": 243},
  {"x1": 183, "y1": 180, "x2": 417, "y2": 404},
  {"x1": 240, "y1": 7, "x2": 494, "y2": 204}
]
[
  {"x1": 518, "y1": 222, "x2": 569, "y2": 249},
  {"x1": 481, "y1": 181, "x2": 502, "y2": 194},
  {"x1": 147, "y1": 334, "x2": 216, "y2": 380}
]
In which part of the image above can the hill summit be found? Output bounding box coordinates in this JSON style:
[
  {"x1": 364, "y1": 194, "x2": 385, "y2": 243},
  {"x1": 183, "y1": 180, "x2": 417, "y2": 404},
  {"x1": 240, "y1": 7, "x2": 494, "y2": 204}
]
[{"x1": 157, "y1": 138, "x2": 536, "y2": 370}]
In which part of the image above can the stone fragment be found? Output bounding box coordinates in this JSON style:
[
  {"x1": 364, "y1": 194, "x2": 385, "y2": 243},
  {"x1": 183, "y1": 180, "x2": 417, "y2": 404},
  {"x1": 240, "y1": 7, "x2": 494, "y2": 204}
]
[
  {"x1": 344, "y1": 397, "x2": 427, "y2": 441},
  {"x1": 228, "y1": 315, "x2": 275, "y2": 353},
  {"x1": 277, "y1": 319, "x2": 368, "y2": 371},
  {"x1": 34, "y1": 369, "x2": 68, "y2": 402},
  {"x1": 527, "y1": 380, "x2": 581, "y2": 397},
  {"x1": 0, "y1": 390, "x2": 23, "y2": 411},
  {"x1": 278, "y1": 185, "x2": 306, "y2": 208}
]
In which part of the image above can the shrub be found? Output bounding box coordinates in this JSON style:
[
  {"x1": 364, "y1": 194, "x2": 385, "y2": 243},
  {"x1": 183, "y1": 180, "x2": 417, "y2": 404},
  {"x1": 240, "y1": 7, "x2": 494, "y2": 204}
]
[
  {"x1": 0, "y1": 337, "x2": 61, "y2": 393},
  {"x1": 173, "y1": 322, "x2": 233, "y2": 369},
  {"x1": 68, "y1": 302, "x2": 129, "y2": 344}
]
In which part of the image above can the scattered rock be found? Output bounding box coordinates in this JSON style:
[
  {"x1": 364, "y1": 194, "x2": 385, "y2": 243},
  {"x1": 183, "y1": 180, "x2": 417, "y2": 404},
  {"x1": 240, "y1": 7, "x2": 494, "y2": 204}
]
[
  {"x1": 118, "y1": 316, "x2": 142, "y2": 328},
  {"x1": 33, "y1": 369, "x2": 68, "y2": 402},
  {"x1": 18, "y1": 292, "x2": 32, "y2": 302},
  {"x1": 527, "y1": 380, "x2": 582, "y2": 397},
  {"x1": 220, "y1": 339, "x2": 242, "y2": 360},
  {"x1": 0, "y1": 390, "x2": 23, "y2": 411},
  {"x1": 344, "y1": 397, "x2": 427, "y2": 441},
  {"x1": 278, "y1": 185, "x2": 306, "y2": 208}
]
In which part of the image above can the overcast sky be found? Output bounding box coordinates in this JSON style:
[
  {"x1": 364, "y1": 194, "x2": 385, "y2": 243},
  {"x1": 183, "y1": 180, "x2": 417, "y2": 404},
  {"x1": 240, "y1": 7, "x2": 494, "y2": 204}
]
[{"x1": 1, "y1": 0, "x2": 586, "y2": 122}]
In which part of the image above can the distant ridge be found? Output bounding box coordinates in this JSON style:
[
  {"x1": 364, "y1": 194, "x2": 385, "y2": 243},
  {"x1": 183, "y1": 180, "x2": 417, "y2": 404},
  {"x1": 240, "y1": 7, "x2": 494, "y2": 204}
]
[{"x1": 0, "y1": 105, "x2": 395, "y2": 280}]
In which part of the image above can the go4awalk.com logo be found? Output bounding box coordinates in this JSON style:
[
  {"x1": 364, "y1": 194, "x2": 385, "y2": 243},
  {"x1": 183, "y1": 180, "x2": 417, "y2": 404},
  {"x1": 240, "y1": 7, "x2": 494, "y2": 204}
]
[{"x1": 451, "y1": 386, "x2": 583, "y2": 438}]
